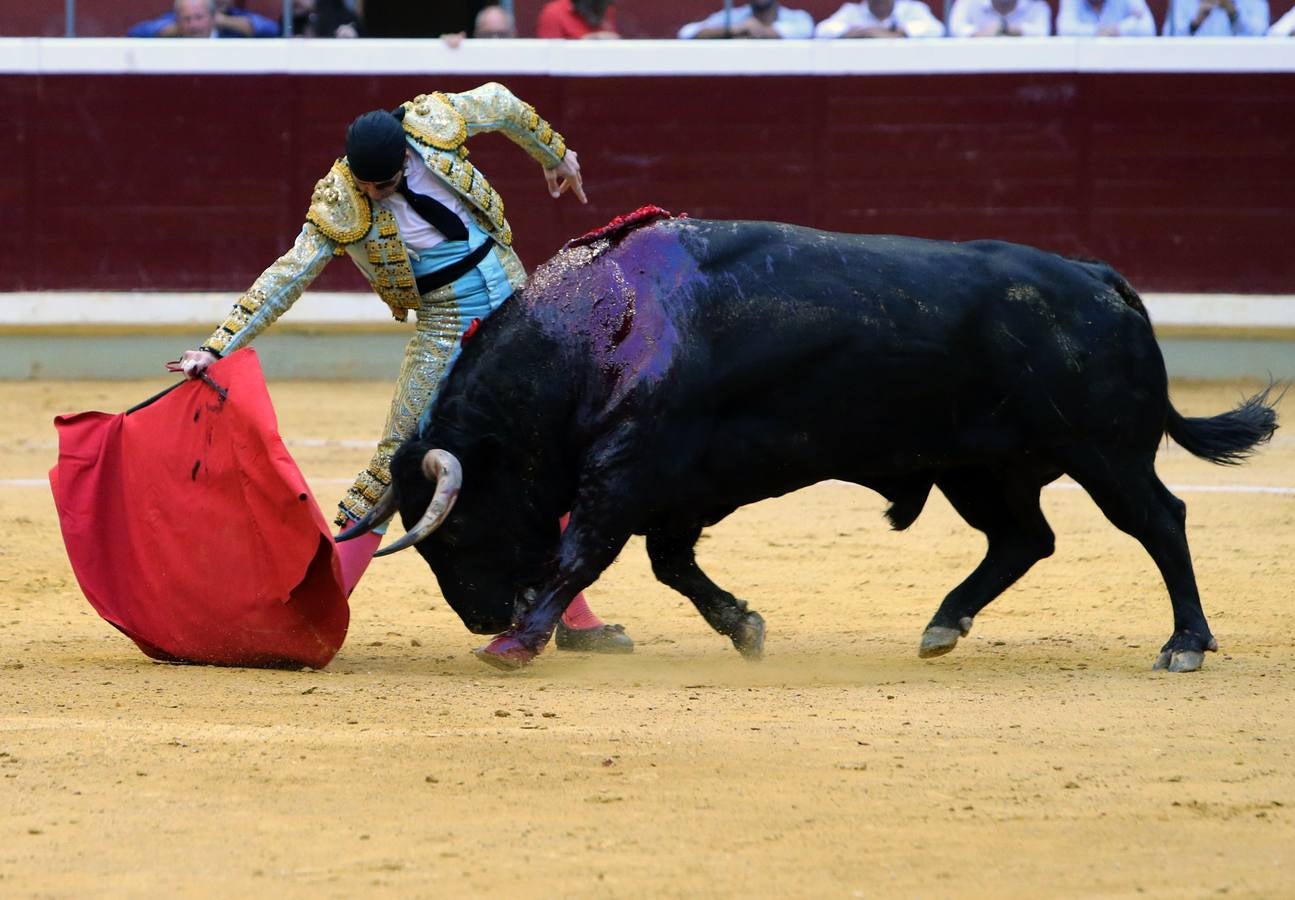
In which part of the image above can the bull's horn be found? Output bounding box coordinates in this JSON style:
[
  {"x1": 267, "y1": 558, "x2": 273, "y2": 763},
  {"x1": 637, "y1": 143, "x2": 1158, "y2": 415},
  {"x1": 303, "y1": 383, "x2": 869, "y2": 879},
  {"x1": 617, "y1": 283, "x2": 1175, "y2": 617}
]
[
  {"x1": 334, "y1": 486, "x2": 398, "y2": 542},
  {"x1": 372, "y1": 449, "x2": 462, "y2": 558}
]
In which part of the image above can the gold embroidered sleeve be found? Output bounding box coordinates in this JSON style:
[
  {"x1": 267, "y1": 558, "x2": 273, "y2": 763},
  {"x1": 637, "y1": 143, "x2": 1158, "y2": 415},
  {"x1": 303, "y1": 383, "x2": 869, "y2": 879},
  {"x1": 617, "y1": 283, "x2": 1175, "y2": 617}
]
[
  {"x1": 203, "y1": 222, "x2": 337, "y2": 356},
  {"x1": 442, "y1": 81, "x2": 568, "y2": 169}
]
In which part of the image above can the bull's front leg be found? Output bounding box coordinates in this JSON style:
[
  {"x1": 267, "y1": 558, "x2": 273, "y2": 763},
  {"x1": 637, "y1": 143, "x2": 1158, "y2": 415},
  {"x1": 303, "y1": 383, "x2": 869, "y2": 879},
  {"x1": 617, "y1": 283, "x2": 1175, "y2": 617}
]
[
  {"x1": 473, "y1": 522, "x2": 631, "y2": 671},
  {"x1": 472, "y1": 580, "x2": 586, "y2": 669}
]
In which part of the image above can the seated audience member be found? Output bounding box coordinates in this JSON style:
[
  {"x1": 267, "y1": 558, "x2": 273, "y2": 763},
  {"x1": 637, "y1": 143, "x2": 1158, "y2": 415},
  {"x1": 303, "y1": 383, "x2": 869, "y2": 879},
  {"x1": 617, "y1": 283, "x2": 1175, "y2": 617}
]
[
  {"x1": 678, "y1": 1, "x2": 815, "y2": 38},
  {"x1": 537, "y1": 0, "x2": 620, "y2": 38},
  {"x1": 1056, "y1": 0, "x2": 1154, "y2": 33},
  {"x1": 285, "y1": 0, "x2": 360, "y2": 37},
  {"x1": 815, "y1": 0, "x2": 946, "y2": 37},
  {"x1": 128, "y1": 0, "x2": 280, "y2": 37},
  {"x1": 474, "y1": 5, "x2": 518, "y2": 37},
  {"x1": 1270, "y1": 4, "x2": 1295, "y2": 32},
  {"x1": 1162, "y1": 0, "x2": 1269, "y2": 33},
  {"x1": 949, "y1": 0, "x2": 1052, "y2": 35}
]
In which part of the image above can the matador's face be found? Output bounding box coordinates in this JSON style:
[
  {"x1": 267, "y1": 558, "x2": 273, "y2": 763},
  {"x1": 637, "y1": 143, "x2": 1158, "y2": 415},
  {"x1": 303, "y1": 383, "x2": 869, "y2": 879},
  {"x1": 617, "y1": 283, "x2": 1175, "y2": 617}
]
[{"x1": 355, "y1": 170, "x2": 402, "y2": 202}]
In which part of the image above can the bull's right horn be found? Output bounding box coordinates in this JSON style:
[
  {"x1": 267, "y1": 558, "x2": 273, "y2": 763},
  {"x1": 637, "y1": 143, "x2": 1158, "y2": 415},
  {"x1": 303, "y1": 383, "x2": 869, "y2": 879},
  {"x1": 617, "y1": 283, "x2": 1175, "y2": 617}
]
[{"x1": 372, "y1": 449, "x2": 462, "y2": 558}]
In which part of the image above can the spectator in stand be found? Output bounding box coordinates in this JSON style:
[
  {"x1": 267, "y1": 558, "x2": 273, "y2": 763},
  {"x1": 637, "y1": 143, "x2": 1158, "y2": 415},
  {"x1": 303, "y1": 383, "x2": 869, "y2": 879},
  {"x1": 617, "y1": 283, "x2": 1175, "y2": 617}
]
[
  {"x1": 814, "y1": 0, "x2": 946, "y2": 37},
  {"x1": 285, "y1": 0, "x2": 361, "y2": 38},
  {"x1": 1270, "y1": 4, "x2": 1295, "y2": 32},
  {"x1": 173, "y1": 0, "x2": 218, "y2": 37},
  {"x1": 537, "y1": 0, "x2": 620, "y2": 38},
  {"x1": 1056, "y1": 0, "x2": 1154, "y2": 34},
  {"x1": 474, "y1": 5, "x2": 518, "y2": 38},
  {"x1": 678, "y1": 1, "x2": 815, "y2": 39},
  {"x1": 1162, "y1": 0, "x2": 1269, "y2": 34},
  {"x1": 128, "y1": 0, "x2": 280, "y2": 38},
  {"x1": 949, "y1": 0, "x2": 1052, "y2": 35}
]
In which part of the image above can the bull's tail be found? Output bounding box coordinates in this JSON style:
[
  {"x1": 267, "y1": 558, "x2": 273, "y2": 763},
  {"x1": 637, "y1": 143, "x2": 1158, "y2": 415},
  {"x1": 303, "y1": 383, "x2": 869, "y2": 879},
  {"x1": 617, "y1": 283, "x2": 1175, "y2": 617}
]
[
  {"x1": 1167, "y1": 386, "x2": 1281, "y2": 466},
  {"x1": 1076, "y1": 261, "x2": 1282, "y2": 464}
]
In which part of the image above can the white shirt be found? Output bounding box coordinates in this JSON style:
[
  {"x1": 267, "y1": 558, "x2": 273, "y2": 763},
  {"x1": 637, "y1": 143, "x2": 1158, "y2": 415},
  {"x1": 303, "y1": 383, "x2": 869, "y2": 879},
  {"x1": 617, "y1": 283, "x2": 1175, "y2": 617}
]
[
  {"x1": 949, "y1": 0, "x2": 1052, "y2": 35},
  {"x1": 677, "y1": 4, "x2": 816, "y2": 39},
  {"x1": 1268, "y1": 5, "x2": 1295, "y2": 34},
  {"x1": 1056, "y1": 0, "x2": 1154, "y2": 34},
  {"x1": 1163, "y1": 0, "x2": 1269, "y2": 34},
  {"x1": 376, "y1": 152, "x2": 471, "y2": 254},
  {"x1": 814, "y1": 0, "x2": 947, "y2": 37}
]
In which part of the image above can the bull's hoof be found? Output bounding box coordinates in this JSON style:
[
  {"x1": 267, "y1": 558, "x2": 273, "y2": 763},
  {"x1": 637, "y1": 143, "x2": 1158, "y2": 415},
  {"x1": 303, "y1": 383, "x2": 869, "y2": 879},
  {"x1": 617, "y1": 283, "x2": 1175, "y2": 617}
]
[
  {"x1": 918, "y1": 617, "x2": 973, "y2": 659},
  {"x1": 730, "y1": 611, "x2": 765, "y2": 661},
  {"x1": 1154, "y1": 650, "x2": 1206, "y2": 673},
  {"x1": 1151, "y1": 633, "x2": 1218, "y2": 673},
  {"x1": 473, "y1": 633, "x2": 540, "y2": 671}
]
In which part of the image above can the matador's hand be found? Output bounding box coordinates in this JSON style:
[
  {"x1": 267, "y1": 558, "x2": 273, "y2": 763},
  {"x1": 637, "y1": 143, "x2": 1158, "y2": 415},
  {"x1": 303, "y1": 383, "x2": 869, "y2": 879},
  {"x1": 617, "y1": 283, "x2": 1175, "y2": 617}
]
[
  {"x1": 166, "y1": 349, "x2": 218, "y2": 378},
  {"x1": 545, "y1": 150, "x2": 587, "y2": 204}
]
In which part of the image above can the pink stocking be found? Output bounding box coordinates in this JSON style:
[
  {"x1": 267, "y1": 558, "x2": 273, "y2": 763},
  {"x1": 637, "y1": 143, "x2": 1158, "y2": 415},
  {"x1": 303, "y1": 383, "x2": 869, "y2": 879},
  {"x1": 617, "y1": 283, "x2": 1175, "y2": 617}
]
[
  {"x1": 335, "y1": 524, "x2": 382, "y2": 597},
  {"x1": 557, "y1": 513, "x2": 604, "y2": 629},
  {"x1": 561, "y1": 591, "x2": 603, "y2": 629}
]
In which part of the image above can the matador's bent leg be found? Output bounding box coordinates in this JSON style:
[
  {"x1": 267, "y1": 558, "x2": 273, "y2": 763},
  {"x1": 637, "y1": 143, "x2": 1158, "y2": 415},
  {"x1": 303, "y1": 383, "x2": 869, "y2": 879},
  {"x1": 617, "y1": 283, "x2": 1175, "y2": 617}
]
[{"x1": 334, "y1": 318, "x2": 459, "y2": 593}]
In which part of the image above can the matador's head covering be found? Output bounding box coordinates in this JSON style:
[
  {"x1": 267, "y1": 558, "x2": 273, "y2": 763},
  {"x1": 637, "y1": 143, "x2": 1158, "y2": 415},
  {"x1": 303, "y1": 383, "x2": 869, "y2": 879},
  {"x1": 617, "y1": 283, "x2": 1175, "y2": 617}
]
[{"x1": 345, "y1": 107, "x2": 408, "y2": 182}]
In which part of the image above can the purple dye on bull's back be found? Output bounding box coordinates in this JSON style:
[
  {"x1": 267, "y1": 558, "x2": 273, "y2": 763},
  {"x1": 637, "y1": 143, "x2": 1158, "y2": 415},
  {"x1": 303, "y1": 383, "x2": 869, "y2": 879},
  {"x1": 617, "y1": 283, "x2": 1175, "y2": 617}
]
[{"x1": 523, "y1": 222, "x2": 703, "y2": 408}]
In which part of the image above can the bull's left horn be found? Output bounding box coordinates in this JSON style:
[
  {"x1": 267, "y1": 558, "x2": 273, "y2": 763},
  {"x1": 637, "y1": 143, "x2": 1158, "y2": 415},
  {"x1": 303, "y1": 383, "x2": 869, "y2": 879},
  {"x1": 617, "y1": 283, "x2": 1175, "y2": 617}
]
[{"x1": 372, "y1": 449, "x2": 462, "y2": 558}]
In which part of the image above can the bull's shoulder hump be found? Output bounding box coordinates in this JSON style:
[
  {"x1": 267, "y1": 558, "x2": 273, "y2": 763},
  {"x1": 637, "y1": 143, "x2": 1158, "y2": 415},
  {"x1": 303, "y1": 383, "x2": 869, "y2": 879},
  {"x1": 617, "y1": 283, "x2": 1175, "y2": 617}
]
[{"x1": 675, "y1": 220, "x2": 949, "y2": 272}]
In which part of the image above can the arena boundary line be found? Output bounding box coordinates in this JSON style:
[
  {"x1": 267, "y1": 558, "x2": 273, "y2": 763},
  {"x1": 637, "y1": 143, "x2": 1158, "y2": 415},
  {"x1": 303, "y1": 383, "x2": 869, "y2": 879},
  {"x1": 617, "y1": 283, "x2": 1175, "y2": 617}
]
[{"x1": 6, "y1": 478, "x2": 1293, "y2": 495}]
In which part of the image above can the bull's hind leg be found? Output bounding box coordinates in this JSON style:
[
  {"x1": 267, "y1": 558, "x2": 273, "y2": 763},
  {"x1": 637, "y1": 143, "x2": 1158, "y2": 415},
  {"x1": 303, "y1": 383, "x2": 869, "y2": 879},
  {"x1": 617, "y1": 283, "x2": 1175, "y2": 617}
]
[
  {"x1": 646, "y1": 526, "x2": 765, "y2": 659},
  {"x1": 920, "y1": 467, "x2": 1056, "y2": 658},
  {"x1": 1061, "y1": 450, "x2": 1216, "y2": 672}
]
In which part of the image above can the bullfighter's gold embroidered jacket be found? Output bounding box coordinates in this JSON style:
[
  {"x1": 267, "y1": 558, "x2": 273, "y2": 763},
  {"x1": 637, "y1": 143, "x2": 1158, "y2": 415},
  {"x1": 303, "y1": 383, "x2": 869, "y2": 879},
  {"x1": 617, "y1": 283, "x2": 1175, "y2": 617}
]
[{"x1": 201, "y1": 82, "x2": 568, "y2": 354}]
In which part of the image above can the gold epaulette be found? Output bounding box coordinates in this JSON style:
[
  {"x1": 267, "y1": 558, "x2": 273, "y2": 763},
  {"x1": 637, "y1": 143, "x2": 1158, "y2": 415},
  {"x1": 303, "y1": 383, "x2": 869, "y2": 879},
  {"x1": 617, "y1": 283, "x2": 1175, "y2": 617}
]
[
  {"x1": 305, "y1": 160, "x2": 370, "y2": 245},
  {"x1": 401, "y1": 93, "x2": 468, "y2": 151}
]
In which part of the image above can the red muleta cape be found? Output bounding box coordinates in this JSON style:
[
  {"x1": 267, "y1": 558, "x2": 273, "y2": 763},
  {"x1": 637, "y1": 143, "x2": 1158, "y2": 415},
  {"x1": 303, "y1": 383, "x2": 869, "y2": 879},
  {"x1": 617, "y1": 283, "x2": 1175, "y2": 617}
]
[{"x1": 49, "y1": 349, "x2": 349, "y2": 668}]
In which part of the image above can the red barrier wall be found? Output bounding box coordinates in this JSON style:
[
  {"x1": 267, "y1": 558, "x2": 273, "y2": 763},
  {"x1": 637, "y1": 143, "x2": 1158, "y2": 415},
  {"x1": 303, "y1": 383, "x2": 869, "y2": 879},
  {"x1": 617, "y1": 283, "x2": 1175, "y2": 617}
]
[{"x1": 3, "y1": 70, "x2": 1293, "y2": 294}]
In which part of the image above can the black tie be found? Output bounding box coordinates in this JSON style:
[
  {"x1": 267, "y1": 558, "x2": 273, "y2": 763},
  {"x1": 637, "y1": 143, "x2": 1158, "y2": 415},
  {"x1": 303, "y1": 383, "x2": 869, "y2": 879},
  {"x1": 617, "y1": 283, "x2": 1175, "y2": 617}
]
[{"x1": 397, "y1": 180, "x2": 469, "y2": 242}]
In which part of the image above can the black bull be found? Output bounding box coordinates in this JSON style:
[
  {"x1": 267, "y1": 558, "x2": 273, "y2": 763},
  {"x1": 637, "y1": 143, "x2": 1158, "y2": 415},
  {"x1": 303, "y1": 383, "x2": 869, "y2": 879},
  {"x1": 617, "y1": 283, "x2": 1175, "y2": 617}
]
[{"x1": 341, "y1": 217, "x2": 1278, "y2": 672}]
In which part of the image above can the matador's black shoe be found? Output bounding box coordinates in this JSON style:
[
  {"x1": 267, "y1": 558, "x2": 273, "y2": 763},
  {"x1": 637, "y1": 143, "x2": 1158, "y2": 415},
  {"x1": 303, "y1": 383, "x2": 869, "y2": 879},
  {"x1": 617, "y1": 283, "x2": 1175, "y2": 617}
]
[{"x1": 554, "y1": 622, "x2": 635, "y2": 654}]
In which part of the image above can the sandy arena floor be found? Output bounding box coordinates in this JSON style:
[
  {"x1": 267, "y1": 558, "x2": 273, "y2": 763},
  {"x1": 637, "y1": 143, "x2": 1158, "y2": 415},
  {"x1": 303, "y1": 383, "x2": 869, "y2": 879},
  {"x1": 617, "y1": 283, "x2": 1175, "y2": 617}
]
[{"x1": 1, "y1": 377, "x2": 1291, "y2": 898}]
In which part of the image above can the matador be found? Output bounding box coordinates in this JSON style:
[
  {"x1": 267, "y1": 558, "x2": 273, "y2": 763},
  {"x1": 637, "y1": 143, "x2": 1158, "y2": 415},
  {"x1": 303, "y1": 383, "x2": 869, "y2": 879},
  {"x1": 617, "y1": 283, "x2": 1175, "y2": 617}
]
[{"x1": 177, "y1": 82, "x2": 632, "y2": 653}]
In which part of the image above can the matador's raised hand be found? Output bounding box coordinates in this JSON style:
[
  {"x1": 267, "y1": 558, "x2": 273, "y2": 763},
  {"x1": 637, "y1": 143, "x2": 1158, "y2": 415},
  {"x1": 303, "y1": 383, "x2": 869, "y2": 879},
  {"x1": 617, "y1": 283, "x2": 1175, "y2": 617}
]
[{"x1": 544, "y1": 149, "x2": 587, "y2": 204}]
